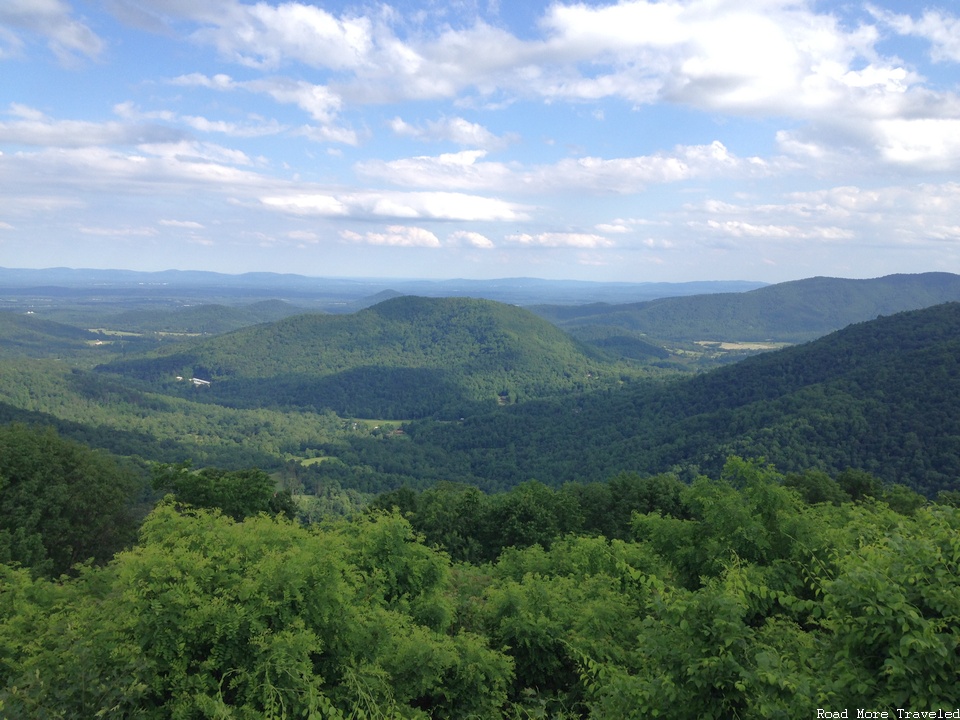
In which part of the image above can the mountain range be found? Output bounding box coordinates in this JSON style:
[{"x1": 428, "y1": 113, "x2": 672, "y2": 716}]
[
  {"x1": 3, "y1": 269, "x2": 960, "y2": 498},
  {"x1": 96, "y1": 296, "x2": 622, "y2": 418},
  {"x1": 535, "y1": 271, "x2": 960, "y2": 345}
]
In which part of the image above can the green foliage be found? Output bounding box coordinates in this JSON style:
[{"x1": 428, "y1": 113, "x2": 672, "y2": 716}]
[
  {"x1": 536, "y1": 271, "x2": 960, "y2": 344},
  {"x1": 0, "y1": 506, "x2": 513, "y2": 718},
  {"x1": 0, "y1": 358, "x2": 349, "y2": 469},
  {"x1": 0, "y1": 423, "x2": 139, "y2": 576},
  {"x1": 152, "y1": 462, "x2": 296, "y2": 520},
  {"x1": 4, "y1": 460, "x2": 960, "y2": 717},
  {"x1": 97, "y1": 296, "x2": 635, "y2": 419},
  {"x1": 371, "y1": 475, "x2": 687, "y2": 563},
  {"x1": 7, "y1": 279, "x2": 960, "y2": 715},
  {"x1": 0, "y1": 311, "x2": 106, "y2": 359},
  {"x1": 104, "y1": 299, "x2": 304, "y2": 335},
  {"x1": 322, "y1": 302, "x2": 960, "y2": 498},
  {"x1": 816, "y1": 506, "x2": 960, "y2": 707}
]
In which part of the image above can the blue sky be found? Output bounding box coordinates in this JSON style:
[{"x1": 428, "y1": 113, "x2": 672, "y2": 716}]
[{"x1": 1, "y1": 0, "x2": 959, "y2": 282}]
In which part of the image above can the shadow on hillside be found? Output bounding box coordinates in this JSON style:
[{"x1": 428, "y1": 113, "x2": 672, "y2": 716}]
[{"x1": 204, "y1": 366, "x2": 475, "y2": 419}]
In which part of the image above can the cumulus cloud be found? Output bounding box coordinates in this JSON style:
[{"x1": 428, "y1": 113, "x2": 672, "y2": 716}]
[
  {"x1": 595, "y1": 223, "x2": 632, "y2": 234},
  {"x1": 871, "y1": 119, "x2": 960, "y2": 170},
  {"x1": 114, "y1": 101, "x2": 286, "y2": 139},
  {"x1": 356, "y1": 150, "x2": 513, "y2": 191},
  {"x1": 0, "y1": 0, "x2": 103, "y2": 63},
  {"x1": 389, "y1": 116, "x2": 514, "y2": 149},
  {"x1": 341, "y1": 226, "x2": 441, "y2": 247},
  {"x1": 195, "y1": 2, "x2": 373, "y2": 70},
  {"x1": 358, "y1": 141, "x2": 769, "y2": 194},
  {"x1": 79, "y1": 225, "x2": 159, "y2": 237},
  {"x1": 171, "y1": 73, "x2": 355, "y2": 143},
  {"x1": 125, "y1": 1, "x2": 960, "y2": 169},
  {"x1": 872, "y1": 6, "x2": 960, "y2": 63},
  {"x1": 448, "y1": 230, "x2": 494, "y2": 248},
  {"x1": 700, "y1": 219, "x2": 854, "y2": 241},
  {"x1": 260, "y1": 190, "x2": 526, "y2": 222},
  {"x1": 687, "y1": 182, "x2": 960, "y2": 248},
  {"x1": 505, "y1": 232, "x2": 614, "y2": 248},
  {"x1": 0, "y1": 142, "x2": 271, "y2": 201},
  {"x1": 159, "y1": 219, "x2": 204, "y2": 229},
  {"x1": 0, "y1": 104, "x2": 185, "y2": 147}
]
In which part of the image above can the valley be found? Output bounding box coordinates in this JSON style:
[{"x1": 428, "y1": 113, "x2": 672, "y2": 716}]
[
  {"x1": 4, "y1": 269, "x2": 960, "y2": 498},
  {"x1": 2, "y1": 268, "x2": 960, "y2": 717}
]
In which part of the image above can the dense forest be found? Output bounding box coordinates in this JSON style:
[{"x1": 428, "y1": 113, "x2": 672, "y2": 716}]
[
  {"x1": 3, "y1": 271, "x2": 960, "y2": 716},
  {"x1": 95, "y1": 296, "x2": 638, "y2": 419},
  {"x1": 2, "y1": 425, "x2": 958, "y2": 717},
  {"x1": 534, "y1": 271, "x2": 960, "y2": 344},
  {"x1": 289, "y1": 302, "x2": 960, "y2": 497}
]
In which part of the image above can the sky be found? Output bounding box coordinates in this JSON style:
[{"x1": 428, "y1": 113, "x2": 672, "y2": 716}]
[{"x1": 1, "y1": 0, "x2": 959, "y2": 283}]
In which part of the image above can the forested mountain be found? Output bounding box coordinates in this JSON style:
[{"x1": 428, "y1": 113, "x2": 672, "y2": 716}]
[
  {"x1": 0, "y1": 311, "x2": 103, "y2": 358},
  {"x1": 313, "y1": 302, "x2": 960, "y2": 497},
  {"x1": 100, "y1": 299, "x2": 304, "y2": 334},
  {"x1": 535, "y1": 271, "x2": 960, "y2": 344},
  {"x1": 3, "y1": 436, "x2": 959, "y2": 716},
  {"x1": 5, "y1": 275, "x2": 960, "y2": 716},
  {"x1": 97, "y1": 296, "x2": 631, "y2": 418}
]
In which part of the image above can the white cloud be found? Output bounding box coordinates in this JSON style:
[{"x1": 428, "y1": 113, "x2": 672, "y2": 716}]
[
  {"x1": 294, "y1": 124, "x2": 360, "y2": 146},
  {"x1": 541, "y1": 141, "x2": 768, "y2": 192},
  {"x1": 170, "y1": 72, "x2": 238, "y2": 90},
  {"x1": 171, "y1": 73, "x2": 355, "y2": 144},
  {"x1": 873, "y1": 7, "x2": 960, "y2": 63},
  {"x1": 0, "y1": 143, "x2": 271, "y2": 200},
  {"x1": 79, "y1": 225, "x2": 159, "y2": 237},
  {"x1": 701, "y1": 219, "x2": 854, "y2": 241},
  {"x1": 114, "y1": 101, "x2": 285, "y2": 139},
  {"x1": 449, "y1": 230, "x2": 494, "y2": 248},
  {"x1": 505, "y1": 232, "x2": 614, "y2": 248},
  {"x1": 341, "y1": 226, "x2": 441, "y2": 247},
  {"x1": 0, "y1": 0, "x2": 103, "y2": 63},
  {"x1": 0, "y1": 194, "x2": 84, "y2": 216},
  {"x1": 192, "y1": 2, "x2": 374, "y2": 70},
  {"x1": 137, "y1": 140, "x2": 254, "y2": 167},
  {"x1": 261, "y1": 194, "x2": 349, "y2": 217},
  {"x1": 356, "y1": 150, "x2": 513, "y2": 191},
  {"x1": 389, "y1": 115, "x2": 513, "y2": 149},
  {"x1": 260, "y1": 190, "x2": 526, "y2": 222},
  {"x1": 288, "y1": 230, "x2": 319, "y2": 242},
  {"x1": 686, "y1": 182, "x2": 960, "y2": 249},
  {"x1": 359, "y1": 141, "x2": 769, "y2": 194},
  {"x1": 0, "y1": 104, "x2": 184, "y2": 147},
  {"x1": 595, "y1": 223, "x2": 631, "y2": 233},
  {"x1": 250, "y1": 78, "x2": 342, "y2": 123},
  {"x1": 871, "y1": 119, "x2": 960, "y2": 170},
  {"x1": 159, "y1": 219, "x2": 204, "y2": 229},
  {"x1": 132, "y1": 2, "x2": 960, "y2": 169}
]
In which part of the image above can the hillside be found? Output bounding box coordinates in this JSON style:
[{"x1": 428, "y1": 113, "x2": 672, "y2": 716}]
[
  {"x1": 535, "y1": 272, "x2": 960, "y2": 345},
  {"x1": 101, "y1": 299, "x2": 305, "y2": 334},
  {"x1": 0, "y1": 311, "x2": 105, "y2": 358},
  {"x1": 96, "y1": 296, "x2": 627, "y2": 418},
  {"x1": 314, "y1": 302, "x2": 960, "y2": 496}
]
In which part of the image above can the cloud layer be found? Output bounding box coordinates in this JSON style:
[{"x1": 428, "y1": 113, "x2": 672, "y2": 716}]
[{"x1": 1, "y1": 0, "x2": 958, "y2": 280}]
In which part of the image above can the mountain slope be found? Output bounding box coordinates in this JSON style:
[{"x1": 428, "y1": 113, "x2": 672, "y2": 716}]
[
  {"x1": 0, "y1": 312, "x2": 103, "y2": 357},
  {"x1": 97, "y1": 296, "x2": 622, "y2": 418},
  {"x1": 103, "y1": 300, "x2": 304, "y2": 334},
  {"x1": 534, "y1": 272, "x2": 960, "y2": 344},
  {"x1": 318, "y1": 302, "x2": 960, "y2": 496}
]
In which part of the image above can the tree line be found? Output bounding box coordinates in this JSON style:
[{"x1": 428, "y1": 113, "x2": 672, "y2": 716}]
[{"x1": 2, "y1": 424, "x2": 960, "y2": 717}]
